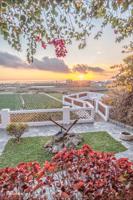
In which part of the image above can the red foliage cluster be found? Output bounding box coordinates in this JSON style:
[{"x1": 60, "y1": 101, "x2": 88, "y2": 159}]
[
  {"x1": 50, "y1": 39, "x2": 67, "y2": 57},
  {"x1": 35, "y1": 36, "x2": 67, "y2": 57},
  {"x1": 0, "y1": 145, "x2": 133, "y2": 199}
]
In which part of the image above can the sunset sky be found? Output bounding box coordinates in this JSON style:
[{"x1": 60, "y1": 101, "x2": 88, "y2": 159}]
[{"x1": 0, "y1": 24, "x2": 130, "y2": 82}]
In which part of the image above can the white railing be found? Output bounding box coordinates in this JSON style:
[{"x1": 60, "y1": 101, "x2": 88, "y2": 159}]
[
  {"x1": 87, "y1": 92, "x2": 104, "y2": 100},
  {"x1": 63, "y1": 92, "x2": 93, "y2": 108},
  {"x1": 96, "y1": 101, "x2": 110, "y2": 121},
  {"x1": 0, "y1": 91, "x2": 110, "y2": 129},
  {"x1": 63, "y1": 96, "x2": 93, "y2": 109},
  {"x1": 0, "y1": 106, "x2": 94, "y2": 129},
  {"x1": 63, "y1": 92, "x2": 110, "y2": 121}
]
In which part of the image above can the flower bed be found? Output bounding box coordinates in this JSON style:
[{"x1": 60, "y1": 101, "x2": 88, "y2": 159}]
[{"x1": 0, "y1": 145, "x2": 132, "y2": 199}]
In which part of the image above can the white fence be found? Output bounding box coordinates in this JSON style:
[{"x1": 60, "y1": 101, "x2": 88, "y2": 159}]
[
  {"x1": 0, "y1": 91, "x2": 110, "y2": 129},
  {"x1": 96, "y1": 100, "x2": 110, "y2": 121},
  {"x1": 63, "y1": 92, "x2": 110, "y2": 121},
  {"x1": 0, "y1": 106, "x2": 94, "y2": 129}
]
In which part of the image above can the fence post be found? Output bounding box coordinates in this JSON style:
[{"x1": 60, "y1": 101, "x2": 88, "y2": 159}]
[
  {"x1": 62, "y1": 95, "x2": 66, "y2": 105},
  {"x1": 63, "y1": 106, "x2": 70, "y2": 124},
  {"x1": 76, "y1": 93, "x2": 79, "y2": 99},
  {"x1": 95, "y1": 100, "x2": 98, "y2": 113},
  {"x1": 91, "y1": 108, "x2": 95, "y2": 121},
  {"x1": 1, "y1": 109, "x2": 10, "y2": 129},
  {"x1": 105, "y1": 106, "x2": 110, "y2": 121},
  {"x1": 83, "y1": 101, "x2": 89, "y2": 108}
]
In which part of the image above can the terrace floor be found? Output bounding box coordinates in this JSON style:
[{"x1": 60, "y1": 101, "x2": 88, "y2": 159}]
[{"x1": 0, "y1": 121, "x2": 133, "y2": 160}]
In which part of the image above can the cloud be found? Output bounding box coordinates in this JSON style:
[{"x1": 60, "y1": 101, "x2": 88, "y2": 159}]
[
  {"x1": 72, "y1": 64, "x2": 105, "y2": 74},
  {"x1": 0, "y1": 52, "x2": 26, "y2": 68},
  {"x1": 0, "y1": 52, "x2": 70, "y2": 73},
  {"x1": 0, "y1": 52, "x2": 105, "y2": 75},
  {"x1": 31, "y1": 57, "x2": 70, "y2": 73}
]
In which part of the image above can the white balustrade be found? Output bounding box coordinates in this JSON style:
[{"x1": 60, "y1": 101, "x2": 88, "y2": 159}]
[
  {"x1": 0, "y1": 92, "x2": 110, "y2": 129},
  {"x1": 63, "y1": 91, "x2": 110, "y2": 121}
]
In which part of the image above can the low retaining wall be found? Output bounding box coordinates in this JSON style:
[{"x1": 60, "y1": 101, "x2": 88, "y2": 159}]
[{"x1": 109, "y1": 119, "x2": 133, "y2": 132}]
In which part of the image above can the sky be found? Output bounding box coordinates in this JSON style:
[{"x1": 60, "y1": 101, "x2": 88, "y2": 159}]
[{"x1": 0, "y1": 24, "x2": 130, "y2": 82}]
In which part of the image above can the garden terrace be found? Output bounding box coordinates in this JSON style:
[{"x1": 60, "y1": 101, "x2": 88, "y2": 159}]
[{"x1": 0, "y1": 132, "x2": 126, "y2": 168}]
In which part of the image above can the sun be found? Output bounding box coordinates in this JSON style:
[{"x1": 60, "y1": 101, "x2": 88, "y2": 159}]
[{"x1": 78, "y1": 74, "x2": 85, "y2": 80}]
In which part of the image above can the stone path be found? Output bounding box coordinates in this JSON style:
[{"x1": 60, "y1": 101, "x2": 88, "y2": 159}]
[{"x1": 0, "y1": 121, "x2": 133, "y2": 160}]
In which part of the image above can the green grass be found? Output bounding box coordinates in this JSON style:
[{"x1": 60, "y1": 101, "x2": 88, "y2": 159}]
[
  {"x1": 0, "y1": 131, "x2": 126, "y2": 168},
  {"x1": 0, "y1": 93, "x2": 62, "y2": 110},
  {"x1": 0, "y1": 94, "x2": 22, "y2": 110},
  {"x1": 48, "y1": 93, "x2": 63, "y2": 100},
  {"x1": 22, "y1": 94, "x2": 62, "y2": 109},
  {"x1": 78, "y1": 132, "x2": 126, "y2": 152},
  {"x1": 0, "y1": 136, "x2": 52, "y2": 168}
]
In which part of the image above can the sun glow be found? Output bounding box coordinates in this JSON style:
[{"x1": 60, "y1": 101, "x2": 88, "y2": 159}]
[
  {"x1": 0, "y1": 66, "x2": 110, "y2": 82},
  {"x1": 67, "y1": 72, "x2": 96, "y2": 81},
  {"x1": 78, "y1": 74, "x2": 85, "y2": 80}
]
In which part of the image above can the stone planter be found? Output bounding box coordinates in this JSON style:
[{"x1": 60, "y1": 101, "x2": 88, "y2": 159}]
[{"x1": 120, "y1": 132, "x2": 133, "y2": 141}]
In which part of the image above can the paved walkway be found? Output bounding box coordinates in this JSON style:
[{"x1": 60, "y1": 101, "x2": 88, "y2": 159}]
[{"x1": 0, "y1": 121, "x2": 133, "y2": 160}]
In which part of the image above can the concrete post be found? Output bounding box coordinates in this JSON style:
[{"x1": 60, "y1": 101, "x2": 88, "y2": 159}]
[
  {"x1": 105, "y1": 106, "x2": 110, "y2": 121},
  {"x1": 95, "y1": 100, "x2": 99, "y2": 113},
  {"x1": 1, "y1": 109, "x2": 10, "y2": 129},
  {"x1": 63, "y1": 106, "x2": 70, "y2": 124},
  {"x1": 76, "y1": 93, "x2": 79, "y2": 99},
  {"x1": 91, "y1": 108, "x2": 95, "y2": 121},
  {"x1": 83, "y1": 101, "x2": 87, "y2": 107},
  {"x1": 62, "y1": 95, "x2": 65, "y2": 105}
]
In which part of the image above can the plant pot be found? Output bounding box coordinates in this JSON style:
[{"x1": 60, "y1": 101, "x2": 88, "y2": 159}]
[{"x1": 120, "y1": 132, "x2": 133, "y2": 141}]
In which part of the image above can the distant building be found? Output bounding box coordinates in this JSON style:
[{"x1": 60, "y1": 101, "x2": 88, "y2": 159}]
[
  {"x1": 65, "y1": 79, "x2": 91, "y2": 87},
  {"x1": 66, "y1": 79, "x2": 73, "y2": 84},
  {"x1": 29, "y1": 86, "x2": 55, "y2": 89}
]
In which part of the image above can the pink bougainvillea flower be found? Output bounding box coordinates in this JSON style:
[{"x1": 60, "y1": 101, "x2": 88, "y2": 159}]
[{"x1": 41, "y1": 41, "x2": 47, "y2": 49}]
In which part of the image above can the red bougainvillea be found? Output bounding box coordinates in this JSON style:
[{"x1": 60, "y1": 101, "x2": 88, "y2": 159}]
[
  {"x1": 0, "y1": 145, "x2": 133, "y2": 199},
  {"x1": 35, "y1": 35, "x2": 67, "y2": 58}
]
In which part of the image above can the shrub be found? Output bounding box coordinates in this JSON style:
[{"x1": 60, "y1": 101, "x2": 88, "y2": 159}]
[
  {"x1": 0, "y1": 145, "x2": 132, "y2": 199},
  {"x1": 102, "y1": 90, "x2": 133, "y2": 126},
  {"x1": 110, "y1": 92, "x2": 133, "y2": 126},
  {"x1": 6, "y1": 123, "x2": 28, "y2": 143}
]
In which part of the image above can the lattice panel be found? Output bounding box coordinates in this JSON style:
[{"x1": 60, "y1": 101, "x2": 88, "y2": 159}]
[
  {"x1": 10, "y1": 111, "x2": 63, "y2": 123},
  {"x1": 70, "y1": 109, "x2": 92, "y2": 120},
  {"x1": 70, "y1": 111, "x2": 79, "y2": 120}
]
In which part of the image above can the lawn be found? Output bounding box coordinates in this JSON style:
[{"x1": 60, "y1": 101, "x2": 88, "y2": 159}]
[
  {"x1": 0, "y1": 94, "x2": 22, "y2": 110},
  {"x1": 0, "y1": 93, "x2": 62, "y2": 110},
  {"x1": 0, "y1": 131, "x2": 126, "y2": 168},
  {"x1": 22, "y1": 94, "x2": 62, "y2": 109}
]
